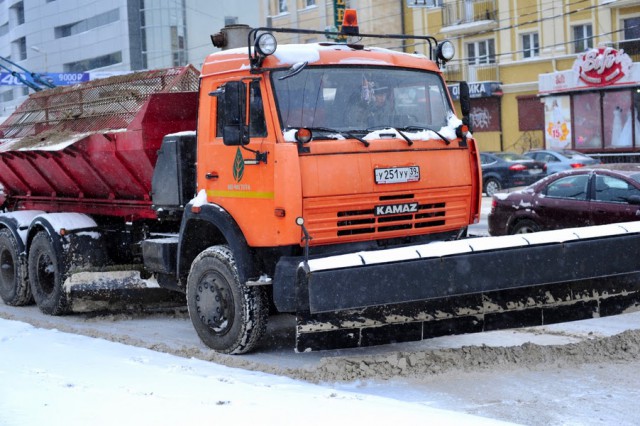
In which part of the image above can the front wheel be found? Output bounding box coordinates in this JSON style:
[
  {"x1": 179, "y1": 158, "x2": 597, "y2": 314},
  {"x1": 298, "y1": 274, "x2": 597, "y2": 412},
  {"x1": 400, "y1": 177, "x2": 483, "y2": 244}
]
[
  {"x1": 28, "y1": 231, "x2": 69, "y2": 315},
  {"x1": 511, "y1": 219, "x2": 541, "y2": 234},
  {"x1": 186, "y1": 246, "x2": 268, "y2": 354}
]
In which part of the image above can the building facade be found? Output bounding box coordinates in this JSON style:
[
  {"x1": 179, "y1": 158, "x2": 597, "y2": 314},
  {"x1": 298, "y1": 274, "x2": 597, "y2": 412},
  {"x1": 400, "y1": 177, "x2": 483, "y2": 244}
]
[
  {"x1": 408, "y1": 0, "x2": 640, "y2": 155},
  {"x1": 0, "y1": 0, "x2": 262, "y2": 116}
]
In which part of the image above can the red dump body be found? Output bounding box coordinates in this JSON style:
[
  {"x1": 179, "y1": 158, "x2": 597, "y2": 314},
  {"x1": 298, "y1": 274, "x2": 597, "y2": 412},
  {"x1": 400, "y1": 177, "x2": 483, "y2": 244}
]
[{"x1": 0, "y1": 66, "x2": 199, "y2": 220}]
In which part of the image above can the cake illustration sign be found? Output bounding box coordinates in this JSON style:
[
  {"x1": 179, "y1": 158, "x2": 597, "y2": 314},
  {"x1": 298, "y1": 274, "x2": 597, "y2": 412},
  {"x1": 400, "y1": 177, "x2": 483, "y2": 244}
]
[{"x1": 573, "y1": 47, "x2": 632, "y2": 87}]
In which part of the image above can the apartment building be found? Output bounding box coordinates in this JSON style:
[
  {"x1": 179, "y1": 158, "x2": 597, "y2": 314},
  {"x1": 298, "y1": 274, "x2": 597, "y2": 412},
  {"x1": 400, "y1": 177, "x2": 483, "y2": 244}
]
[
  {"x1": 0, "y1": 0, "x2": 262, "y2": 116},
  {"x1": 408, "y1": 0, "x2": 640, "y2": 156}
]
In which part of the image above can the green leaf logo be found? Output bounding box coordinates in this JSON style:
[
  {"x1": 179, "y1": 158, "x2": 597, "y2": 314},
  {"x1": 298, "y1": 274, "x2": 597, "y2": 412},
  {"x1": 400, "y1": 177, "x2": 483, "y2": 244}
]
[{"x1": 233, "y1": 147, "x2": 245, "y2": 182}]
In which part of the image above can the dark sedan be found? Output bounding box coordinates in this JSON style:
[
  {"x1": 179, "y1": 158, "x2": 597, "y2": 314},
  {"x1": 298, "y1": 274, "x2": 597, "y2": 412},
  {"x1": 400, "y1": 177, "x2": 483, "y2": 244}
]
[
  {"x1": 480, "y1": 152, "x2": 546, "y2": 196},
  {"x1": 488, "y1": 164, "x2": 640, "y2": 236}
]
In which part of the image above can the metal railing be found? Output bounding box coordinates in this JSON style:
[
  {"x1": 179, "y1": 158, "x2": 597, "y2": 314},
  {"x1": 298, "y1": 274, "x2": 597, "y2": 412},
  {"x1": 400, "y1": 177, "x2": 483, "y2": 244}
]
[{"x1": 442, "y1": 0, "x2": 497, "y2": 27}]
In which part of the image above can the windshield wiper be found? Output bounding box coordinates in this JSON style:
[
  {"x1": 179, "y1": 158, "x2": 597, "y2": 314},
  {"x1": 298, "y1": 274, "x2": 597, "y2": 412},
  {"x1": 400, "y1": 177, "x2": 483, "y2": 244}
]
[
  {"x1": 278, "y1": 61, "x2": 308, "y2": 81},
  {"x1": 299, "y1": 126, "x2": 370, "y2": 147},
  {"x1": 366, "y1": 126, "x2": 413, "y2": 146},
  {"x1": 398, "y1": 126, "x2": 451, "y2": 145}
]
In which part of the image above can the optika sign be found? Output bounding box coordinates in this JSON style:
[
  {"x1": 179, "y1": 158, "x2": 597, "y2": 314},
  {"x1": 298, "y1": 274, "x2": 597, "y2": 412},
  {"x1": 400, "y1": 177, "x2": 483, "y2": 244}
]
[{"x1": 573, "y1": 47, "x2": 632, "y2": 87}]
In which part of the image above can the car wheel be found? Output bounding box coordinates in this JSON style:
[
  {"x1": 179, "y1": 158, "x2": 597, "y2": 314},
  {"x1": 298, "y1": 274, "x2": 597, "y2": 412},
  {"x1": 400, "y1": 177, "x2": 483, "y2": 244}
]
[
  {"x1": 511, "y1": 219, "x2": 541, "y2": 234},
  {"x1": 484, "y1": 178, "x2": 501, "y2": 197}
]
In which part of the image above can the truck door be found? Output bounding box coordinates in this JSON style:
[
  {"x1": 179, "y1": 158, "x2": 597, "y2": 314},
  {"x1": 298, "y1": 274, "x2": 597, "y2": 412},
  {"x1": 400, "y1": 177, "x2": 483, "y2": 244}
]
[{"x1": 197, "y1": 78, "x2": 276, "y2": 246}]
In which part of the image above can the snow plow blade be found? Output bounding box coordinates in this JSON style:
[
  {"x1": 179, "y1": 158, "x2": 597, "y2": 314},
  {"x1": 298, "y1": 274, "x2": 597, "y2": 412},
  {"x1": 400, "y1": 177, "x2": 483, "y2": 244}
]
[
  {"x1": 64, "y1": 270, "x2": 185, "y2": 313},
  {"x1": 295, "y1": 222, "x2": 640, "y2": 352}
]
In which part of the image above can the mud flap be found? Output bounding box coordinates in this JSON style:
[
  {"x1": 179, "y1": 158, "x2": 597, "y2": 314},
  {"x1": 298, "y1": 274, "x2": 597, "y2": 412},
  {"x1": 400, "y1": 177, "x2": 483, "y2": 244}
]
[
  {"x1": 294, "y1": 223, "x2": 640, "y2": 352},
  {"x1": 63, "y1": 270, "x2": 185, "y2": 313}
]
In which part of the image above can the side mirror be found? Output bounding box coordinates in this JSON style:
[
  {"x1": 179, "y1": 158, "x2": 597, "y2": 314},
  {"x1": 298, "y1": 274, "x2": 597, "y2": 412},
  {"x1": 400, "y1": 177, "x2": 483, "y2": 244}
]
[
  {"x1": 221, "y1": 81, "x2": 249, "y2": 146},
  {"x1": 627, "y1": 195, "x2": 640, "y2": 205},
  {"x1": 459, "y1": 81, "x2": 471, "y2": 118},
  {"x1": 458, "y1": 81, "x2": 472, "y2": 134}
]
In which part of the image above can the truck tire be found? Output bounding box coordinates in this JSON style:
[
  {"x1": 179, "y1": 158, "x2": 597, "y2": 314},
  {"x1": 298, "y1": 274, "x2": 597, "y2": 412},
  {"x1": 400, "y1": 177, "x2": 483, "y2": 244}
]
[
  {"x1": 0, "y1": 229, "x2": 31, "y2": 306},
  {"x1": 28, "y1": 231, "x2": 69, "y2": 315},
  {"x1": 511, "y1": 219, "x2": 541, "y2": 234},
  {"x1": 186, "y1": 245, "x2": 268, "y2": 354}
]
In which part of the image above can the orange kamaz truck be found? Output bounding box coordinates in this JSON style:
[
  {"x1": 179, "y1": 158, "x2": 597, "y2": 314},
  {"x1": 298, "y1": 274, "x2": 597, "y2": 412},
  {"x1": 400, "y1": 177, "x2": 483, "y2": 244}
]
[{"x1": 1, "y1": 13, "x2": 640, "y2": 354}]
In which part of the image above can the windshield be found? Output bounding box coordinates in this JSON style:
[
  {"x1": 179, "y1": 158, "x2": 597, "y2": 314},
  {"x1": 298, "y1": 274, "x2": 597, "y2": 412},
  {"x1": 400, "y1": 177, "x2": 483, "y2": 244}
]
[{"x1": 271, "y1": 66, "x2": 453, "y2": 133}]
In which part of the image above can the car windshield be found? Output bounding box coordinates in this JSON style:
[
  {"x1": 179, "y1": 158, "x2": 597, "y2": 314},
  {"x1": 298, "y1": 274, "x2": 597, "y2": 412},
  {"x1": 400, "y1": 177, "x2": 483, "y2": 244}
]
[
  {"x1": 271, "y1": 66, "x2": 453, "y2": 133},
  {"x1": 493, "y1": 152, "x2": 530, "y2": 161}
]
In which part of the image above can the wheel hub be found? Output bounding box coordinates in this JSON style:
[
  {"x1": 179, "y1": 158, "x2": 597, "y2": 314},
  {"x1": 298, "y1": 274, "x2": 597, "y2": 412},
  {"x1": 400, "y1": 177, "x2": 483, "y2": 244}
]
[{"x1": 195, "y1": 272, "x2": 233, "y2": 334}]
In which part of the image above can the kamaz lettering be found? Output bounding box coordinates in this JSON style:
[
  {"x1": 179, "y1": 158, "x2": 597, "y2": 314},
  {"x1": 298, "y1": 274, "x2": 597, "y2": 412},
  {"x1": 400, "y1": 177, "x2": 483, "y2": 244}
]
[{"x1": 375, "y1": 202, "x2": 419, "y2": 216}]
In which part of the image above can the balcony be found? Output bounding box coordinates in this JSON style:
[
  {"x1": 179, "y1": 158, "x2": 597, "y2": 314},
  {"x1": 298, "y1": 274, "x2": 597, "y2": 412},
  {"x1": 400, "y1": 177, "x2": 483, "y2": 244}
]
[
  {"x1": 441, "y1": 0, "x2": 498, "y2": 36},
  {"x1": 443, "y1": 60, "x2": 499, "y2": 83}
]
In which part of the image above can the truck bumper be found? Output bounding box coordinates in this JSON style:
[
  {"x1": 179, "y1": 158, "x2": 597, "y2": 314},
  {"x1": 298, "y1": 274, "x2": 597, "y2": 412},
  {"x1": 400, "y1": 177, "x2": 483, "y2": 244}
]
[{"x1": 294, "y1": 222, "x2": 640, "y2": 352}]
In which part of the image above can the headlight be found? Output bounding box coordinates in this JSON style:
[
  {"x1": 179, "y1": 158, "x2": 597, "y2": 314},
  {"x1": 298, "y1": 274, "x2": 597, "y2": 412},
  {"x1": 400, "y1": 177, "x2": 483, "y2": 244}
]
[
  {"x1": 255, "y1": 33, "x2": 277, "y2": 56},
  {"x1": 436, "y1": 40, "x2": 455, "y2": 62}
]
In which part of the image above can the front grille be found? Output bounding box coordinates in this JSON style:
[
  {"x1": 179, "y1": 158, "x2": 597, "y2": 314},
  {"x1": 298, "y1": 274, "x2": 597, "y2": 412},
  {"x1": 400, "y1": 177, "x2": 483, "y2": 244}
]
[{"x1": 304, "y1": 189, "x2": 469, "y2": 245}]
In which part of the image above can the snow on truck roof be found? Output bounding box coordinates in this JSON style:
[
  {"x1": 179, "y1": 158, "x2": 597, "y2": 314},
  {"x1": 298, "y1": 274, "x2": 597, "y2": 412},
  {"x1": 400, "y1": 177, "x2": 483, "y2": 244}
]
[{"x1": 200, "y1": 43, "x2": 439, "y2": 77}]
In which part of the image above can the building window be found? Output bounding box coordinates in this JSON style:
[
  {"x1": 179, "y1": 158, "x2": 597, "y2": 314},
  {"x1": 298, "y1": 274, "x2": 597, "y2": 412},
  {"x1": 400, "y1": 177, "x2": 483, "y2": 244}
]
[
  {"x1": 522, "y1": 33, "x2": 539, "y2": 58},
  {"x1": 305, "y1": 0, "x2": 315, "y2": 7},
  {"x1": 64, "y1": 51, "x2": 123, "y2": 72},
  {"x1": 278, "y1": 0, "x2": 288, "y2": 13},
  {"x1": 621, "y1": 17, "x2": 640, "y2": 57},
  {"x1": 573, "y1": 24, "x2": 593, "y2": 53},
  {"x1": 10, "y1": 1, "x2": 25, "y2": 26},
  {"x1": 54, "y1": 9, "x2": 120, "y2": 39},
  {"x1": 467, "y1": 39, "x2": 495, "y2": 64},
  {"x1": 408, "y1": 0, "x2": 443, "y2": 6},
  {"x1": 0, "y1": 23, "x2": 8, "y2": 36},
  {"x1": 13, "y1": 37, "x2": 27, "y2": 60}
]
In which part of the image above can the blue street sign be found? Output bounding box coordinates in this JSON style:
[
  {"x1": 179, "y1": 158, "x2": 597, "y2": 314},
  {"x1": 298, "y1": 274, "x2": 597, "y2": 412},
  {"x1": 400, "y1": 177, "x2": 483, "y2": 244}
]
[{"x1": 0, "y1": 72, "x2": 90, "y2": 87}]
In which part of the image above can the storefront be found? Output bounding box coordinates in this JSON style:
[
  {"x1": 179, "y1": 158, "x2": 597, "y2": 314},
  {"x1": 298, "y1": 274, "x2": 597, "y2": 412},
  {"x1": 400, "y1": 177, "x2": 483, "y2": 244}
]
[
  {"x1": 538, "y1": 47, "x2": 640, "y2": 161},
  {"x1": 448, "y1": 81, "x2": 503, "y2": 151}
]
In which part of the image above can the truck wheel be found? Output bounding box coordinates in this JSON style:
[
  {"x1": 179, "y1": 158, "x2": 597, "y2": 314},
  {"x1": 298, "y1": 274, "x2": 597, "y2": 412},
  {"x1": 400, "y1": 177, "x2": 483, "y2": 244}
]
[
  {"x1": 484, "y1": 178, "x2": 501, "y2": 197},
  {"x1": 186, "y1": 245, "x2": 268, "y2": 354},
  {"x1": 0, "y1": 229, "x2": 32, "y2": 306},
  {"x1": 28, "y1": 231, "x2": 69, "y2": 315},
  {"x1": 511, "y1": 219, "x2": 541, "y2": 234}
]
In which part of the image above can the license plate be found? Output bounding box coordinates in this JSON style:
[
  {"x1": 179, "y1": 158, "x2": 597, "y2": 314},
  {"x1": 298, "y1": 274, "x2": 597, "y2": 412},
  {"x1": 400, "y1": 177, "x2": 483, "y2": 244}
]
[
  {"x1": 529, "y1": 169, "x2": 542, "y2": 174},
  {"x1": 375, "y1": 166, "x2": 420, "y2": 184}
]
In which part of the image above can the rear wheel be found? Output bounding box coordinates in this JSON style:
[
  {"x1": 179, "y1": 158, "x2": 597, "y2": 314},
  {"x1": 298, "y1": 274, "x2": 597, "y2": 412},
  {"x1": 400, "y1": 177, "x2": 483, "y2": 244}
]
[
  {"x1": 186, "y1": 245, "x2": 268, "y2": 354},
  {"x1": 28, "y1": 231, "x2": 69, "y2": 315},
  {"x1": 0, "y1": 229, "x2": 31, "y2": 306},
  {"x1": 511, "y1": 219, "x2": 541, "y2": 234},
  {"x1": 484, "y1": 178, "x2": 501, "y2": 197}
]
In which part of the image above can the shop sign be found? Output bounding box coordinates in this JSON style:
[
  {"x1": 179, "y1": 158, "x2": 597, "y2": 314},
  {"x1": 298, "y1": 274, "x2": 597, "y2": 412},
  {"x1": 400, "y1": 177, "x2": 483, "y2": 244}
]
[
  {"x1": 573, "y1": 47, "x2": 633, "y2": 87},
  {"x1": 448, "y1": 82, "x2": 502, "y2": 100}
]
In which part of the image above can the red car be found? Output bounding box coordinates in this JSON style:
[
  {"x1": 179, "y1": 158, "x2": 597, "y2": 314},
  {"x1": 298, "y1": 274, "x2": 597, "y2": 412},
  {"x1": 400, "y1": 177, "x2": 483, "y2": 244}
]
[{"x1": 488, "y1": 164, "x2": 640, "y2": 235}]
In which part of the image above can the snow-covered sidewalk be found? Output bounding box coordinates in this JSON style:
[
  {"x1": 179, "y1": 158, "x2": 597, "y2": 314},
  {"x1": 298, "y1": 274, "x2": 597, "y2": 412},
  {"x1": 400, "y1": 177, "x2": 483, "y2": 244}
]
[{"x1": 0, "y1": 318, "x2": 510, "y2": 426}]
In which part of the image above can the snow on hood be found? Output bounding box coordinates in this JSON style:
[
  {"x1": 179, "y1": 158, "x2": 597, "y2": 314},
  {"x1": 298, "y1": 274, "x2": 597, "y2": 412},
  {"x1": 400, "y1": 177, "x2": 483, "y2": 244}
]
[{"x1": 281, "y1": 114, "x2": 463, "y2": 143}]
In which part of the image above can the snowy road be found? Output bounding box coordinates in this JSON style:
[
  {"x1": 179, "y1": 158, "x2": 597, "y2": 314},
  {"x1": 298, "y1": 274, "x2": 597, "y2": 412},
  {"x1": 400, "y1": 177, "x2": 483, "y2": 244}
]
[{"x1": 2, "y1": 301, "x2": 640, "y2": 425}]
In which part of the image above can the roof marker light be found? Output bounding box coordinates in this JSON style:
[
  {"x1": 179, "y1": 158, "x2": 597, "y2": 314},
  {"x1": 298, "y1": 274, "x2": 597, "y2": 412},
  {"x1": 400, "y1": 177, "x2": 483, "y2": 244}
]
[{"x1": 341, "y1": 9, "x2": 359, "y2": 36}]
